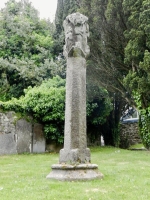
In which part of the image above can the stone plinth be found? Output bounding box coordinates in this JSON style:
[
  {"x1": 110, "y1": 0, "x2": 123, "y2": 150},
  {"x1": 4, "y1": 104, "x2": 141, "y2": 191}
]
[{"x1": 46, "y1": 164, "x2": 103, "y2": 181}]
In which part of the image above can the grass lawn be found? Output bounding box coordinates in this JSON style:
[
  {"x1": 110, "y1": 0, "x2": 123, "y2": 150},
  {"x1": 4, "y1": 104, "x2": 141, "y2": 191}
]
[{"x1": 0, "y1": 147, "x2": 150, "y2": 200}]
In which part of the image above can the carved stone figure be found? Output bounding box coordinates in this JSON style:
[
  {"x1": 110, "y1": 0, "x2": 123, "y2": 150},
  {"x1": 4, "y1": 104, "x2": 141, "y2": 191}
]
[{"x1": 63, "y1": 12, "x2": 90, "y2": 58}]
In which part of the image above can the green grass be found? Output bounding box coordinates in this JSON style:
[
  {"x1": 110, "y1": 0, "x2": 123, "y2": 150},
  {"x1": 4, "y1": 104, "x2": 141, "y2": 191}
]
[
  {"x1": 0, "y1": 147, "x2": 150, "y2": 200},
  {"x1": 128, "y1": 143, "x2": 145, "y2": 149}
]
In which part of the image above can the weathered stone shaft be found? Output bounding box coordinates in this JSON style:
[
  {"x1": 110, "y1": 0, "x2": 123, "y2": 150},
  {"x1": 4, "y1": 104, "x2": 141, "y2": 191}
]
[
  {"x1": 64, "y1": 57, "x2": 86, "y2": 149},
  {"x1": 59, "y1": 57, "x2": 90, "y2": 163},
  {"x1": 59, "y1": 12, "x2": 91, "y2": 164}
]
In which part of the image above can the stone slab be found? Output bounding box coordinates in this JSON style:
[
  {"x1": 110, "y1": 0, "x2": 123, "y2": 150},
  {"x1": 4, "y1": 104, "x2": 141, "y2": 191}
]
[
  {"x1": 0, "y1": 133, "x2": 17, "y2": 155},
  {"x1": 16, "y1": 119, "x2": 32, "y2": 153},
  {"x1": 33, "y1": 123, "x2": 45, "y2": 153}
]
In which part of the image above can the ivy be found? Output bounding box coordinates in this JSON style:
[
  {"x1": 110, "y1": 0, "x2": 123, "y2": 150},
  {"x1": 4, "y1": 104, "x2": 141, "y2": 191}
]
[
  {"x1": 0, "y1": 76, "x2": 66, "y2": 144},
  {"x1": 0, "y1": 75, "x2": 113, "y2": 145},
  {"x1": 134, "y1": 91, "x2": 150, "y2": 149}
]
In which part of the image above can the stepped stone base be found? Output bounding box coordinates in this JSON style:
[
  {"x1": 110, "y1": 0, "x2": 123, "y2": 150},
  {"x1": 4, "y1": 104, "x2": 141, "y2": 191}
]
[{"x1": 46, "y1": 164, "x2": 103, "y2": 181}]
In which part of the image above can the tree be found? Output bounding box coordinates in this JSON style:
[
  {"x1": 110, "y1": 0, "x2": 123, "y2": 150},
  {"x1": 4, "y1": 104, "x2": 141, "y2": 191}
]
[
  {"x1": 0, "y1": 0, "x2": 55, "y2": 100},
  {"x1": 86, "y1": 83, "x2": 113, "y2": 144},
  {"x1": 123, "y1": 0, "x2": 150, "y2": 107},
  {"x1": 123, "y1": 0, "x2": 150, "y2": 148},
  {"x1": 80, "y1": 0, "x2": 131, "y2": 100},
  {"x1": 1, "y1": 76, "x2": 66, "y2": 143},
  {"x1": 79, "y1": 0, "x2": 131, "y2": 146},
  {"x1": 52, "y1": 0, "x2": 150, "y2": 147},
  {"x1": 53, "y1": 0, "x2": 129, "y2": 146},
  {"x1": 53, "y1": 0, "x2": 81, "y2": 55},
  {"x1": 1, "y1": 75, "x2": 112, "y2": 144}
]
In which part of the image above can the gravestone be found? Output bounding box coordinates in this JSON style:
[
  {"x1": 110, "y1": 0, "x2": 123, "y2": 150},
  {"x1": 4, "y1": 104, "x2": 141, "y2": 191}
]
[
  {"x1": 0, "y1": 111, "x2": 45, "y2": 155},
  {"x1": 46, "y1": 12, "x2": 103, "y2": 181},
  {"x1": 16, "y1": 119, "x2": 32, "y2": 153},
  {"x1": 33, "y1": 123, "x2": 46, "y2": 153},
  {"x1": 0, "y1": 112, "x2": 17, "y2": 154}
]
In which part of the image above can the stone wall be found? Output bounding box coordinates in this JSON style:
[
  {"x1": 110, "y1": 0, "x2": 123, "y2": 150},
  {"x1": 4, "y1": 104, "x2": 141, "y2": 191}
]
[
  {"x1": 120, "y1": 120, "x2": 141, "y2": 149},
  {"x1": 0, "y1": 111, "x2": 45, "y2": 155}
]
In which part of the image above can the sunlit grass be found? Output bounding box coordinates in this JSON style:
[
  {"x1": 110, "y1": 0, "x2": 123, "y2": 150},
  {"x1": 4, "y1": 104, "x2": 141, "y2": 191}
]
[
  {"x1": 0, "y1": 147, "x2": 150, "y2": 200},
  {"x1": 128, "y1": 143, "x2": 145, "y2": 149}
]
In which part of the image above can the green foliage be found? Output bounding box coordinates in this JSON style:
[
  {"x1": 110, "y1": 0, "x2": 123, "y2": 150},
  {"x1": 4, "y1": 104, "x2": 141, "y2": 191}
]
[
  {"x1": 0, "y1": 0, "x2": 56, "y2": 99},
  {"x1": 86, "y1": 84, "x2": 113, "y2": 144},
  {"x1": 122, "y1": 0, "x2": 150, "y2": 148},
  {"x1": 79, "y1": 0, "x2": 134, "y2": 146},
  {"x1": 0, "y1": 75, "x2": 112, "y2": 144},
  {"x1": 53, "y1": 0, "x2": 80, "y2": 55},
  {"x1": 123, "y1": 0, "x2": 150, "y2": 103},
  {"x1": 112, "y1": 124, "x2": 120, "y2": 147},
  {"x1": 133, "y1": 92, "x2": 150, "y2": 149},
  {"x1": 0, "y1": 0, "x2": 54, "y2": 60},
  {"x1": 123, "y1": 0, "x2": 150, "y2": 66},
  {"x1": 0, "y1": 56, "x2": 66, "y2": 100},
  {"x1": 1, "y1": 76, "x2": 66, "y2": 144},
  {"x1": 81, "y1": 0, "x2": 150, "y2": 146},
  {"x1": 54, "y1": 0, "x2": 126, "y2": 146},
  {"x1": 87, "y1": 85, "x2": 112, "y2": 125},
  {"x1": 139, "y1": 111, "x2": 150, "y2": 149},
  {"x1": 80, "y1": 0, "x2": 129, "y2": 97},
  {"x1": 54, "y1": 0, "x2": 150, "y2": 146}
]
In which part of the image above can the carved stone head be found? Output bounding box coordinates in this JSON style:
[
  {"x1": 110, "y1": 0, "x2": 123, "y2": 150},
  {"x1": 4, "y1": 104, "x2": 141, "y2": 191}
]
[{"x1": 63, "y1": 12, "x2": 90, "y2": 58}]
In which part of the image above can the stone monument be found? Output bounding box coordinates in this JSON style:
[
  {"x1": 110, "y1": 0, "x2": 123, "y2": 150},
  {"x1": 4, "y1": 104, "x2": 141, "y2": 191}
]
[{"x1": 46, "y1": 12, "x2": 103, "y2": 181}]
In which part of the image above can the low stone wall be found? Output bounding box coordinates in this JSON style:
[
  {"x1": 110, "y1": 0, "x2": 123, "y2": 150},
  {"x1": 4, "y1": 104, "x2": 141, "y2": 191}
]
[
  {"x1": 120, "y1": 120, "x2": 141, "y2": 149},
  {"x1": 0, "y1": 111, "x2": 45, "y2": 155}
]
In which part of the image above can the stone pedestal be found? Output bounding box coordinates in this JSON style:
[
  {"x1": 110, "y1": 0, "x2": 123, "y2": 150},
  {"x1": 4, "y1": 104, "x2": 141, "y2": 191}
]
[
  {"x1": 46, "y1": 12, "x2": 103, "y2": 181},
  {"x1": 46, "y1": 164, "x2": 103, "y2": 181}
]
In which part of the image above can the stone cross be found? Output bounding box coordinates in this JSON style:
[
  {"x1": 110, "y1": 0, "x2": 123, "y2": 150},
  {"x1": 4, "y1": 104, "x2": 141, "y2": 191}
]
[
  {"x1": 59, "y1": 12, "x2": 90, "y2": 164},
  {"x1": 47, "y1": 13, "x2": 103, "y2": 181}
]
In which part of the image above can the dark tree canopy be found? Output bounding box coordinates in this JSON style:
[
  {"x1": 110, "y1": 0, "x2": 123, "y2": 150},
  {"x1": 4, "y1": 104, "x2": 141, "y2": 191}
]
[{"x1": 54, "y1": 0, "x2": 150, "y2": 147}]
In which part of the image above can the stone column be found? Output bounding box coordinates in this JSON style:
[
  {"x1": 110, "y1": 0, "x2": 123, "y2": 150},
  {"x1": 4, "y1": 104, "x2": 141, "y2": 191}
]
[
  {"x1": 59, "y1": 55, "x2": 91, "y2": 164},
  {"x1": 46, "y1": 12, "x2": 103, "y2": 181}
]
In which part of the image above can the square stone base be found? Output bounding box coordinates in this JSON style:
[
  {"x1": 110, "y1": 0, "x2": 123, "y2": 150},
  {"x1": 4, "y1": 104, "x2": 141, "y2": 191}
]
[{"x1": 46, "y1": 164, "x2": 103, "y2": 181}]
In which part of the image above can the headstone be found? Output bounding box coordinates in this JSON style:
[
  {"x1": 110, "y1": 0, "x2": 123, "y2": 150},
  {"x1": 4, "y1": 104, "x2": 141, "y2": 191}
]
[
  {"x1": 0, "y1": 111, "x2": 46, "y2": 154},
  {"x1": 0, "y1": 112, "x2": 17, "y2": 155},
  {"x1": 33, "y1": 123, "x2": 46, "y2": 153},
  {"x1": 46, "y1": 12, "x2": 103, "y2": 181},
  {"x1": 16, "y1": 119, "x2": 32, "y2": 153}
]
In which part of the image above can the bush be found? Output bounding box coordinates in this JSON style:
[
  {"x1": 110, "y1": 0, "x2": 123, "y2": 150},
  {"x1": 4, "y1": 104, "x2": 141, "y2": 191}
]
[
  {"x1": 0, "y1": 76, "x2": 112, "y2": 145},
  {"x1": 1, "y1": 76, "x2": 65, "y2": 144}
]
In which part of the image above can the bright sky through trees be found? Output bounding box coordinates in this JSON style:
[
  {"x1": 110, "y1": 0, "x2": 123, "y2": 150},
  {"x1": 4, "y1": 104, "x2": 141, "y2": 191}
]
[{"x1": 0, "y1": 0, "x2": 57, "y2": 21}]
